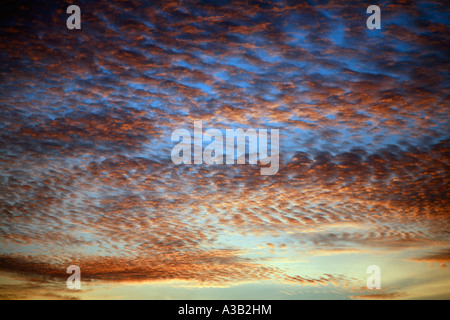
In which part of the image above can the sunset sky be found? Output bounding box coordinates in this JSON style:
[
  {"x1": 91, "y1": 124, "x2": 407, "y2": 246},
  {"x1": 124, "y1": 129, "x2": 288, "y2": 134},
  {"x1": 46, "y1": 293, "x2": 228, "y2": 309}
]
[{"x1": 0, "y1": 0, "x2": 449, "y2": 299}]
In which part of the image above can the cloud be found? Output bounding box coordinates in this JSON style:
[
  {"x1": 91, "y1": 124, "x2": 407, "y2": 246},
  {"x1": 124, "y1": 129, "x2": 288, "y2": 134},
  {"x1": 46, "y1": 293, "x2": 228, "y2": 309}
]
[
  {"x1": 351, "y1": 291, "x2": 408, "y2": 300},
  {"x1": 409, "y1": 249, "x2": 450, "y2": 268},
  {"x1": 0, "y1": 0, "x2": 448, "y2": 299}
]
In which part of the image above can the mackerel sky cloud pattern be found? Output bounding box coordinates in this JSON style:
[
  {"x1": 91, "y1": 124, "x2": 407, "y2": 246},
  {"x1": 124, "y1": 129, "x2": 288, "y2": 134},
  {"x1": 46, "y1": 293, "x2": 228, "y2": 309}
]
[{"x1": 0, "y1": 0, "x2": 449, "y2": 299}]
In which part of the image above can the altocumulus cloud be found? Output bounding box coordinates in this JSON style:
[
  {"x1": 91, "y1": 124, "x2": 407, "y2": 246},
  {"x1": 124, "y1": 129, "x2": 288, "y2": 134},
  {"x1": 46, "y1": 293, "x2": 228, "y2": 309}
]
[{"x1": 0, "y1": 0, "x2": 449, "y2": 299}]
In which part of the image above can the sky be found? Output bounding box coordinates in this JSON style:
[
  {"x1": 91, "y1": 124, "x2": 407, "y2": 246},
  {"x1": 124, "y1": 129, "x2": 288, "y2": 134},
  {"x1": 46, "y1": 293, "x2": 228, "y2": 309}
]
[{"x1": 0, "y1": 0, "x2": 449, "y2": 300}]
